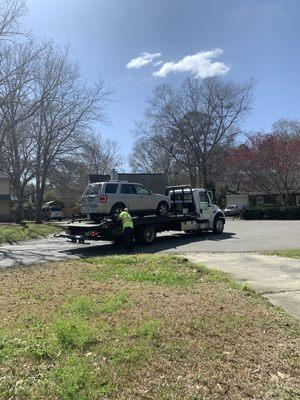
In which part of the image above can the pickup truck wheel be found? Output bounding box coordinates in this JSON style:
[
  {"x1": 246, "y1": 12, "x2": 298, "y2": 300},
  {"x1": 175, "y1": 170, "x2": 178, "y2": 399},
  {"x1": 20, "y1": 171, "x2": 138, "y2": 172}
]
[
  {"x1": 213, "y1": 216, "x2": 224, "y2": 234},
  {"x1": 138, "y1": 226, "x2": 156, "y2": 244},
  {"x1": 156, "y1": 201, "x2": 169, "y2": 216}
]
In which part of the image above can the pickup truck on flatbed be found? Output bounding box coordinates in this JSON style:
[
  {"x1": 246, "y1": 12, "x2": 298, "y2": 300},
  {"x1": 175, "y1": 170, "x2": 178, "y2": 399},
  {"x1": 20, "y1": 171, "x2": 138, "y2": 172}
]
[{"x1": 56, "y1": 185, "x2": 225, "y2": 245}]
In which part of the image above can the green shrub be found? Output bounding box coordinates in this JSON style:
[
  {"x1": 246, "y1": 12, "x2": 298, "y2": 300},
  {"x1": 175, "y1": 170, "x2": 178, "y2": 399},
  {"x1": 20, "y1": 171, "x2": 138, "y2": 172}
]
[{"x1": 241, "y1": 207, "x2": 300, "y2": 220}]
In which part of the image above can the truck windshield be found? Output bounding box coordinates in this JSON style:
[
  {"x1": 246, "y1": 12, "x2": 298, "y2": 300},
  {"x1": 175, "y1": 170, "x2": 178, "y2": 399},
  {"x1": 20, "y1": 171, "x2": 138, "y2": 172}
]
[{"x1": 84, "y1": 184, "x2": 102, "y2": 195}]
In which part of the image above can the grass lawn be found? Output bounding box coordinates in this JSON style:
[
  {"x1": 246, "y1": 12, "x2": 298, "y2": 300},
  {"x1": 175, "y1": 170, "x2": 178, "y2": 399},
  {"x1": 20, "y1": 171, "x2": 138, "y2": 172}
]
[
  {"x1": 0, "y1": 223, "x2": 61, "y2": 245},
  {"x1": 0, "y1": 254, "x2": 299, "y2": 399},
  {"x1": 262, "y1": 249, "x2": 300, "y2": 259}
]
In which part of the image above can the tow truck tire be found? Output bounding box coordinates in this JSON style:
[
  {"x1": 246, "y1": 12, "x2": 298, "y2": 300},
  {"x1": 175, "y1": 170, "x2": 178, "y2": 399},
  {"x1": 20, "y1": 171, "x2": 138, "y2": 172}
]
[
  {"x1": 111, "y1": 203, "x2": 126, "y2": 218},
  {"x1": 213, "y1": 216, "x2": 224, "y2": 234},
  {"x1": 156, "y1": 201, "x2": 169, "y2": 216},
  {"x1": 137, "y1": 226, "x2": 157, "y2": 244}
]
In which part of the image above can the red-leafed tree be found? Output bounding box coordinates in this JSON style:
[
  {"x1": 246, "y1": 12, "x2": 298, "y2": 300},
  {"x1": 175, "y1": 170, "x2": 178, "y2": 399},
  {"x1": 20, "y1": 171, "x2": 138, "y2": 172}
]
[{"x1": 229, "y1": 130, "x2": 300, "y2": 205}]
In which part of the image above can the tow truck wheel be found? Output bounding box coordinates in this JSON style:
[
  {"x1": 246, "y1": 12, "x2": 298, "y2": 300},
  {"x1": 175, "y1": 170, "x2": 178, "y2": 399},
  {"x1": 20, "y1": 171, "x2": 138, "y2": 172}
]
[
  {"x1": 138, "y1": 226, "x2": 157, "y2": 244},
  {"x1": 213, "y1": 216, "x2": 224, "y2": 234}
]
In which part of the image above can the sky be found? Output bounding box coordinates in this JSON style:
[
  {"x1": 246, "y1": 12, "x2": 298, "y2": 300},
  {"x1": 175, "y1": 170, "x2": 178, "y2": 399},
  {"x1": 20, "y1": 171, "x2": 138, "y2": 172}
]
[{"x1": 25, "y1": 0, "x2": 300, "y2": 167}]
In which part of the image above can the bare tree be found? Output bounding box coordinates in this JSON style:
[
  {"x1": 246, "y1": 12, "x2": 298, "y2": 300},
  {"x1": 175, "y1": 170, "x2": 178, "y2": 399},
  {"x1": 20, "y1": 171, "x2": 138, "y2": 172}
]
[
  {"x1": 31, "y1": 43, "x2": 111, "y2": 222},
  {"x1": 0, "y1": 0, "x2": 26, "y2": 41},
  {"x1": 138, "y1": 77, "x2": 253, "y2": 189},
  {"x1": 0, "y1": 42, "x2": 45, "y2": 221},
  {"x1": 0, "y1": 0, "x2": 29, "y2": 154},
  {"x1": 79, "y1": 132, "x2": 122, "y2": 175},
  {"x1": 272, "y1": 118, "x2": 300, "y2": 138},
  {"x1": 130, "y1": 135, "x2": 187, "y2": 184},
  {"x1": 48, "y1": 157, "x2": 90, "y2": 210}
]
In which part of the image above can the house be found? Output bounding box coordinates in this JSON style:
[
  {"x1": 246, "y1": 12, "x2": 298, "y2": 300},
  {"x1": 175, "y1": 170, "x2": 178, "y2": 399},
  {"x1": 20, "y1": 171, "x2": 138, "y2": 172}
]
[
  {"x1": 226, "y1": 189, "x2": 300, "y2": 208},
  {"x1": 0, "y1": 174, "x2": 15, "y2": 221}
]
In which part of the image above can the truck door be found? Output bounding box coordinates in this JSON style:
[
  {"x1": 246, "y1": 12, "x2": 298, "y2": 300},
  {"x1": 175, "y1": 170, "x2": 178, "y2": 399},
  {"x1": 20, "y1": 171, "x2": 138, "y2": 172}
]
[
  {"x1": 120, "y1": 184, "x2": 137, "y2": 209},
  {"x1": 134, "y1": 184, "x2": 153, "y2": 210},
  {"x1": 199, "y1": 192, "x2": 211, "y2": 220}
]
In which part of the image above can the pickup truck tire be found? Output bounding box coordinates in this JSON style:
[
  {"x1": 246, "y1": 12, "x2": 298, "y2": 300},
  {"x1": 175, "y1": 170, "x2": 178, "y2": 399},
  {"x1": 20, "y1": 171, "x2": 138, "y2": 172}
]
[
  {"x1": 213, "y1": 216, "x2": 224, "y2": 234},
  {"x1": 137, "y1": 225, "x2": 157, "y2": 244},
  {"x1": 156, "y1": 201, "x2": 169, "y2": 216}
]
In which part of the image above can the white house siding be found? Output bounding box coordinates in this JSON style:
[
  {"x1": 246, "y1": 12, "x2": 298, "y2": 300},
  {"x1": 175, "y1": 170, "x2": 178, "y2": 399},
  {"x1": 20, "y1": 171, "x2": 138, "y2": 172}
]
[{"x1": 0, "y1": 178, "x2": 9, "y2": 195}]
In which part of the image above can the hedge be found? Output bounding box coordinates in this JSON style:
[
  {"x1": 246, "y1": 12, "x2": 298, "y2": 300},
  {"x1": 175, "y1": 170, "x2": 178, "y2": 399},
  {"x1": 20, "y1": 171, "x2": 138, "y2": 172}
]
[{"x1": 241, "y1": 207, "x2": 300, "y2": 220}]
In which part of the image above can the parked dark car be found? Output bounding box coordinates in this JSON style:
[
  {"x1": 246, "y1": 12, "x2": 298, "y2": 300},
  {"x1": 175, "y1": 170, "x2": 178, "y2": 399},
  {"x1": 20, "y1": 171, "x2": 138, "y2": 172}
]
[{"x1": 224, "y1": 204, "x2": 240, "y2": 216}]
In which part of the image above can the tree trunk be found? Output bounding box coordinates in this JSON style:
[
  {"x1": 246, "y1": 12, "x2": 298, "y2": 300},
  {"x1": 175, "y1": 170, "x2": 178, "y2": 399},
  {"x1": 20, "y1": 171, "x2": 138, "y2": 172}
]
[
  {"x1": 201, "y1": 163, "x2": 208, "y2": 188},
  {"x1": 15, "y1": 187, "x2": 24, "y2": 223},
  {"x1": 188, "y1": 168, "x2": 197, "y2": 187},
  {"x1": 35, "y1": 173, "x2": 47, "y2": 223}
]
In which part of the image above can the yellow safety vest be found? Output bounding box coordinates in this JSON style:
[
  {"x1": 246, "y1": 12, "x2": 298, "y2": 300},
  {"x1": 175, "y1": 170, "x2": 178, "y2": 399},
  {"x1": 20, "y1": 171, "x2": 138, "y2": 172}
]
[{"x1": 119, "y1": 211, "x2": 133, "y2": 230}]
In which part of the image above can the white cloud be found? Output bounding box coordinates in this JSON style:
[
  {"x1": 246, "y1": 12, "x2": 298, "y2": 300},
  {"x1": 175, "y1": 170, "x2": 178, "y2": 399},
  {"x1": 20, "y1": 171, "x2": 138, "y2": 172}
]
[
  {"x1": 153, "y1": 60, "x2": 163, "y2": 67},
  {"x1": 126, "y1": 52, "x2": 162, "y2": 69},
  {"x1": 153, "y1": 48, "x2": 230, "y2": 78}
]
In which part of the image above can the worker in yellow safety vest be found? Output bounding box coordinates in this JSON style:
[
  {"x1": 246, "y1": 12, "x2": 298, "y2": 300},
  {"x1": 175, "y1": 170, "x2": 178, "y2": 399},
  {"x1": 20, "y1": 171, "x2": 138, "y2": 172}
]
[{"x1": 118, "y1": 207, "x2": 134, "y2": 251}]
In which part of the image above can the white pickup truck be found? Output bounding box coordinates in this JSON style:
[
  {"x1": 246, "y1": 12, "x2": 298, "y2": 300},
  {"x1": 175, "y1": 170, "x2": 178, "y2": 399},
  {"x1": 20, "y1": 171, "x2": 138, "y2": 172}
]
[{"x1": 58, "y1": 185, "x2": 225, "y2": 244}]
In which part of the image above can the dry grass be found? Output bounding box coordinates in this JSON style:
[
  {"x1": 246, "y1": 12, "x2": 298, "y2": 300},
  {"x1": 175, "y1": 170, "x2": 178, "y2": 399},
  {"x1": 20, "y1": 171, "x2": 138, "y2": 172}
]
[
  {"x1": 0, "y1": 254, "x2": 299, "y2": 399},
  {"x1": 262, "y1": 249, "x2": 300, "y2": 259}
]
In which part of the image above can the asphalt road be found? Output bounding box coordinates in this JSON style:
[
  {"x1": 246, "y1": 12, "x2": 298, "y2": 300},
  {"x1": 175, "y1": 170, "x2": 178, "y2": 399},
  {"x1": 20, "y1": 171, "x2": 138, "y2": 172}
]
[{"x1": 0, "y1": 219, "x2": 299, "y2": 269}]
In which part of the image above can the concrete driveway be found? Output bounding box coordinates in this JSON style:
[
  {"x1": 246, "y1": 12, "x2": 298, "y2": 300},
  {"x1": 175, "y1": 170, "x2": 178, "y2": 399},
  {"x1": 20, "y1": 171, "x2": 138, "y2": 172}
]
[{"x1": 188, "y1": 253, "x2": 300, "y2": 320}]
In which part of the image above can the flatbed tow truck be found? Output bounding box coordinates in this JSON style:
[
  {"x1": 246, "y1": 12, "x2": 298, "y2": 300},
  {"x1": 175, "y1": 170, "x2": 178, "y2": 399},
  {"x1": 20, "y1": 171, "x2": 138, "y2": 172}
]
[{"x1": 55, "y1": 186, "x2": 225, "y2": 245}]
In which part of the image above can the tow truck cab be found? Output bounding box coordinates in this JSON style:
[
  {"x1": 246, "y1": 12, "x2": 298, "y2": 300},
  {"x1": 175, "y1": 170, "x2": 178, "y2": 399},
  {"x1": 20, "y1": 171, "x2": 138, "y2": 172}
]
[{"x1": 167, "y1": 186, "x2": 225, "y2": 233}]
